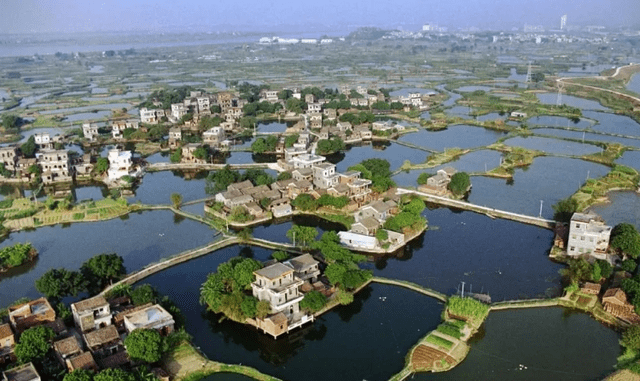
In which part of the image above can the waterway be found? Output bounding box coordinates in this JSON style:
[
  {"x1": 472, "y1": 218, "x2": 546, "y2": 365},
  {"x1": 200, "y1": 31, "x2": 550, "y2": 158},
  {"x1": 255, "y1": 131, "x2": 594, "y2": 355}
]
[
  {"x1": 127, "y1": 171, "x2": 208, "y2": 205},
  {"x1": 141, "y1": 246, "x2": 444, "y2": 381},
  {"x1": 398, "y1": 126, "x2": 504, "y2": 152},
  {"x1": 467, "y1": 157, "x2": 610, "y2": 218},
  {"x1": 616, "y1": 150, "x2": 640, "y2": 172},
  {"x1": 414, "y1": 308, "x2": 620, "y2": 381},
  {"x1": 328, "y1": 142, "x2": 427, "y2": 172},
  {"x1": 536, "y1": 93, "x2": 608, "y2": 111},
  {"x1": 588, "y1": 191, "x2": 640, "y2": 231},
  {"x1": 582, "y1": 111, "x2": 640, "y2": 136},
  {"x1": 0, "y1": 210, "x2": 214, "y2": 307},
  {"x1": 503, "y1": 136, "x2": 602, "y2": 155}
]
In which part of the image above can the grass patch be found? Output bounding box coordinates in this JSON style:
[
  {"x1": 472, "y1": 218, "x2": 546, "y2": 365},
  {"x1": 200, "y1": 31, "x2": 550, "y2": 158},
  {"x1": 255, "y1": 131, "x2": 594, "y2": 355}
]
[
  {"x1": 436, "y1": 323, "x2": 463, "y2": 339},
  {"x1": 425, "y1": 334, "x2": 454, "y2": 350}
]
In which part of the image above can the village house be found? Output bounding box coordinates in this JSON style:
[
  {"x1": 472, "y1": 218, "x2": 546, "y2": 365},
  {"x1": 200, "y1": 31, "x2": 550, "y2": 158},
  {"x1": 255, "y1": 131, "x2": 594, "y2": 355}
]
[
  {"x1": 338, "y1": 231, "x2": 378, "y2": 250},
  {"x1": 71, "y1": 154, "x2": 93, "y2": 177},
  {"x1": 0, "y1": 147, "x2": 18, "y2": 173},
  {"x1": 107, "y1": 148, "x2": 134, "y2": 181},
  {"x1": 312, "y1": 163, "x2": 339, "y2": 189},
  {"x1": 291, "y1": 152, "x2": 325, "y2": 169},
  {"x1": 171, "y1": 103, "x2": 188, "y2": 121},
  {"x1": 601, "y1": 288, "x2": 640, "y2": 323},
  {"x1": 283, "y1": 254, "x2": 321, "y2": 283},
  {"x1": 354, "y1": 126, "x2": 372, "y2": 140},
  {"x1": 0, "y1": 324, "x2": 15, "y2": 364},
  {"x1": 2, "y1": 362, "x2": 41, "y2": 381},
  {"x1": 323, "y1": 108, "x2": 337, "y2": 120},
  {"x1": 8, "y1": 297, "x2": 56, "y2": 334},
  {"x1": 122, "y1": 304, "x2": 175, "y2": 335},
  {"x1": 16, "y1": 158, "x2": 37, "y2": 178},
  {"x1": 181, "y1": 143, "x2": 206, "y2": 164},
  {"x1": 286, "y1": 180, "x2": 314, "y2": 199},
  {"x1": 511, "y1": 111, "x2": 527, "y2": 118},
  {"x1": 71, "y1": 295, "x2": 112, "y2": 333},
  {"x1": 203, "y1": 127, "x2": 225, "y2": 147},
  {"x1": 196, "y1": 96, "x2": 211, "y2": 112},
  {"x1": 304, "y1": 94, "x2": 316, "y2": 104},
  {"x1": 53, "y1": 336, "x2": 82, "y2": 368},
  {"x1": 259, "y1": 89, "x2": 279, "y2": 103},
  {"x1": 580, "y1": 282, "x2": 602, "y2": 295},
  {"x1": 271, "y1": 200, "x2": 293, "y2": 218},
  {"x1": 420, "y1": 167, "x2": 457, "y2": 195},
  {"x1": 567, "y1": 213, "x2": 612, "y2": 259},
  {"x1": 37, "y1": 149, "x2": 71, "y2": 184},
  {"x1": 307, "y1": 102, "x2": 322, "y2": 113},
  {"x1": 140, "y1": 108, "x2": 165, "y2": 124},
  {"x1": 351, "y1": 217, "x2": 380, "y2": 236},
  {"x1": 83, "y1": 325, "x2": 123, "y2": 359},
  {"x1": 358, "y1": 200, "x2": 392, "y2": 223},
  {"x1": 82, "y1": 123, "x2": 99, "y2": 141},
  {"x1": 251, "y1": 263, "x2": 313, "y2": 339},
  {"x1": 168, "y1": 127, "x2": 182, "y2": 148},
  {"x1": 66, "y1": 352, "x2": 99, "y2": 373},
  {"x1": 33, "y1": 133, "x2": 52, "y2": 150}
]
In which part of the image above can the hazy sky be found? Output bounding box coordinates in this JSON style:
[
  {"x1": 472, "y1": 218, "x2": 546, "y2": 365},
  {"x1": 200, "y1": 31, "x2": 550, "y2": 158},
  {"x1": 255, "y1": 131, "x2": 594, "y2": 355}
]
[{"x1": 2, "y1": 0, "x2": 639, "y2": 34}]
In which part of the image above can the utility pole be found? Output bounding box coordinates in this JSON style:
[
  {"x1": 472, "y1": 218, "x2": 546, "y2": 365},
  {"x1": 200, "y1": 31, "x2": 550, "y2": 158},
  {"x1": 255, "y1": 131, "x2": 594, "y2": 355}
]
[
  {"x1": 461, "y1": 281, "x2": 465, "y2": 298},
  {"x1": 293, "y1": 231, "x2": 296, "y2": 247},
  {"x1": 539, "y1": 200, "x2": 543, "y2": 218}
]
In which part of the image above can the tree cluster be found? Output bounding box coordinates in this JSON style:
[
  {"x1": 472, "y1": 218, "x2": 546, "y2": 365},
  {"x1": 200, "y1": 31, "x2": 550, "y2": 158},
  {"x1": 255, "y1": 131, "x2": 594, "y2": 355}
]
[
  {"x1": 199, "y1": 257, "x2": 265, "y2": 321},
  {"x1": 0, "y1": 242, "x2": 36, "y2": 270},
  {"x1": 339, "y1": 111, "x2": 375, "y2": 125},
  {"x1": 552, "y1": 197, "x2": 579, "y2": 222},
  {"x1": 384, "y1": 198, "x2": 426, "y2": 233},
  {"x1": 611, "y1": 223, "x2": 640, "y2": 259},
  {"x1": 448, "y1": 172, "x2": 471, "y2": 196},
  {"x1": 348, "y1": 158, "x2": 396, "y2": 193},
  {"x1": 316, "y1": 137, "x2": 345, "y2": 155},
  {"x1": 312, "y1": 232, "x2": 371, "y2": 291},
  {"x1": 251, "y1": 135, "x2": 278, "y2": 153}
]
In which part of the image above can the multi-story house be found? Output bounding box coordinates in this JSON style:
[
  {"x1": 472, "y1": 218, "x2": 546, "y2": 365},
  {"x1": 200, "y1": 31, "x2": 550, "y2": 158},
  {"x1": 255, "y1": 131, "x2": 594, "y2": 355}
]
[
  {"x1": 36, "y1": 149, "x2": 70, "y2": 184},
  {"x1": 8, "y1": 298, "x2": 56, "y2": 334},
  {"x1": 0, "y1": 147, "x2": 18, "y2": 173},
  {"x1": 122, "y1": 304, "x2": 175, "y2": 335},
  {"x1": 259, "y1": 89, "x2": 279, "y2": 103},
  {"x1": 82, "y1": 123, "x2": 99, "y2": 141},
  {"x1": 0, "y1": 324, "x2": 15, "y2": 364},
  {"x1": 33, "y1": 133, "x2": 52, "y2": 149},
  {"x1": 171, "y1": 103, "x2": 187, "y2": 120},
  {"x1": 181, "y1": 143, "x2": 206, "y2": 164},
  {"x1": 107, "y1": 149, "x2": 133, "y2": 181},
  {"x1": 71, "y1": 296, "x2": 112, "y2": 333},
  {"x1": 139, "y1": 108, "x2": 165, "y2": 124},
  {"x1": 203, "y1": 127, "x2": 225, "y2": 147},
  {"x1": 567, "y1": 213, "x2": 612, "y2": 259},
  {"x1": 251, "y1": 263, "x2": 312, "y2": 338},
  {"x1": 312, "y1": 163, "x2": 339, "y2": 189}
]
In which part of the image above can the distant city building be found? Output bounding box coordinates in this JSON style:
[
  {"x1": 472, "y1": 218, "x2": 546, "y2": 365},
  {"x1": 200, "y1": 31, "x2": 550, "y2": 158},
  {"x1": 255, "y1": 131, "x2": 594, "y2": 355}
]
[{"x1": 561, "y1": 15, "x2": 567, "y2": 30}]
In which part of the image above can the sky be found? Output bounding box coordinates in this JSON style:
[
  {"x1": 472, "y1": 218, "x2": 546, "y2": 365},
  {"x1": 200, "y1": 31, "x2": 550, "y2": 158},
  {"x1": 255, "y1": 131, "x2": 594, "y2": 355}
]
[{"x1": 1, "y1": 0, "x2": 640, "y2": 34}]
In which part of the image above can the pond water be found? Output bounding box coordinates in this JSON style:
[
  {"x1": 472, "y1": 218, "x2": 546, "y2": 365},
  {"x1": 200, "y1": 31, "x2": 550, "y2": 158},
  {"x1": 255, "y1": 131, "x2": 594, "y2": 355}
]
[
  {"x1": 329, "y1": 142, "x2": 426, "y2": 172},
  {"x1": 73, "y1": 185, "x2": 107, "y2": 201},
  {"x1": 128, "y1": 171, "x2": 207, "y2": 205},
  {"x1": 582, "y1": 111, "x2": 640, "y2": 137},
  {"x1": 536, "y1": 93, "x2": 608, "y2": 111},
  {"x1": 627, "y1": 73, "x2": 640, "y2": 95},
  {"x1": 532, "y1": 128, "x2": 640, "y2": 149},
  {"x1": 91, "y1": 87, "x2": 108, "y2": 94},
  {"x1": 40, "y1": 103, "x2": 131, "y2": 115},
  {"x1": 200, "y1": 374, "x2": 256, "y2": 381},
  {"x1": 456, "y1": 86, "x2": 493, "y2": 93},
  {"x1": 18, "y1": 127, "x2": 68, "y2": 143},
  {"x1": 250, "y1": 215, "x2": 347, "y2": 244},
  {"x1": 63, "y1": 111, "x2": 112, "y2": 122},
  {"x1": 367, "y1": 208, "x2": 562, "y2": 300},
  {"x1": 588, "y1": 192, "x2": 640, "y2": 231},
  {"x1": 527, "y1": 115, "x2": 594, "y2": 129},
  {"x1": 399, "y1": 125, "x2": 504, "y2": 152},
  {"x1": 389, "y1": 88, "x2": 435, "y2": 96},
  {"x1": 88, "y1": 66, "x2": 104, "y2": 73},
  {"x1": 142, "y1": 246, "x2": 444, "y2": 381},
  {"x1": 445, "y1": 106, "x2": 473, "y2": 119},
  {"x1": 503, "y1": 136, "x2": 602, "y2": 156},
  {"x1": 476, "y1": 113, "x2": 507, "y2": 122},
  {"x1": 0, "y1": 210, "x2": 214, "y2": 308},
  {"x1": 467, "y1": 157, "x2": 610, "y2": 218},
  {"x1": 257, "y1": 121, "x2": 288, "y2": 133},
  {"x1": 81, "y1": 92, "x2": 149, "y2": 102},
  {"x1": 392, "y1": 150, "x2": 503, "y2": 187},
  {"x1": 145, "y1": 152, "x2": 171, "y2": 164},
  {"x1": 616, "y1": 150, "x2": 640, "y2": 172},
  {"x1": 421, "y1": 111, "x2": 430, "y2": 120},
  {"x1": 414, "y1": 308, "x2": 620, "y2": 381},
  {"x1": 442, "y1": 93, "x2": 461, "y2": 107}
]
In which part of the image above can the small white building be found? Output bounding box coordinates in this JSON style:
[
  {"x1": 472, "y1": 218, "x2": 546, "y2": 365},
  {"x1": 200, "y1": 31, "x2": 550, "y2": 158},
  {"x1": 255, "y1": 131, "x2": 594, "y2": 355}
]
[
  {"x1": 140, "y1": 108, "x2": 165, "y2": 124},
  {"x1": 171, "y1": 103, "x2": 187, "y2": 120},
  {"x1": 122, "y1": 304, "x2": 174, "y2": 336},
  {"x1": 338, "y1": 231, "x2": 377, "y2": 250},
  {"x1": 203, "y1": 127, "x2": 225, "y2": 147},
  {"x1": 567, "y1": 213, "x2": 612, "y2": 258},
  {"x1": 107, "y1": 149, "x2": 133, "y2": 181},
  {"x1": 82, "y1": 123, "x2": 99, "y2": 141},
  {"x1": 34, "y1": 133, "x2": 51, "y2": 149},
  {"x1": 71, "y1": 296, "x2": 111, "y2": 333}
]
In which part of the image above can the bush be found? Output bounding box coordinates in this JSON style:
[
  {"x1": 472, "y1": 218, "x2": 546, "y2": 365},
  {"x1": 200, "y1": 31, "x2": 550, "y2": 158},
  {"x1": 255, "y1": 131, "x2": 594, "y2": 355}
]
[
  {"x1": 436, "y1": 323, "x2": 462, "y2": 339},
  {"x1": 299, "y1": 291, "x2": 327, "y2": 313},
  {"x1": 425, "y1": 334, "x2": 453, "y2": 350},
  {"x1": 447, "y1": 296, "x2": 489, "y2": 322},
  {"x1": 448, "y1": 172, "x2": 470, "y2": 196}
]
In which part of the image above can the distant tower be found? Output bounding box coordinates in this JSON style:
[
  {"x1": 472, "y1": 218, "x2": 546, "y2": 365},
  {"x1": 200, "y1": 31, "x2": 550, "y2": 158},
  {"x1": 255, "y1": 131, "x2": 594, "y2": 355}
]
[
  {"x1": 560, "y1": 15, "x2": 567, "y2": 30},
  {"x1": 557, "y1": 82, "x2": 565, "y2": 106},
  {"x1": 526, "y1": 62, "x2": 532, "y2": 83}
]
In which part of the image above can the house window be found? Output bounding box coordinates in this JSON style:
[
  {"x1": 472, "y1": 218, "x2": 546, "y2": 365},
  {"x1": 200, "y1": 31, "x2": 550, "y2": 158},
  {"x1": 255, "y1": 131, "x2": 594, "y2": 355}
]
[
  {"x1": 575, "y1": 223, "x2": 581, "y2": 228},
  {"x1": 570, "y1": 246, "x2": 575, "y2": 251}
]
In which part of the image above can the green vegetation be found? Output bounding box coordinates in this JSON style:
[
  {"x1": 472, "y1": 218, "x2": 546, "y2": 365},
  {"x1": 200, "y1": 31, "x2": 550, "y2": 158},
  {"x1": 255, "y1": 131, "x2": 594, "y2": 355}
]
[
  {"x1": 348, "y1": 158, "x2": 395, "y2": 192},
  {"x1": 271, "y1": 251, "x2": 290, "y2": 261},
  {"x1": 251, "y1": 135, "x2": 278, "y2": 153},
  {"x1": 384, "y1": 197, "x2": 426, "y2": 233},
  {"x1": 124, "y1": 328, "x2": 166, "y2": 363},
  {"x1": 448, "y1": 172, "x2": 470, "y2": 196},
  {"x1": 205, "y1": 166, "x2": 242, "y2": 194},
  {"x1": 292, "y1": 194, "x2": 318, "y2": 211},
  {"x1": 0, "y1": 242, "x2": 36, "y2": 270},
  {"x1": 93, "y1": 157, "x2": 109, "y2": 174},
  {"x1": 286, "y1": 225, "x2": 318, "y2": 247},
  {"x1": 417, "y1": 172, "x2": 432, "y2": 185},
  {"x1": 425, "y1": 334, "x2": 454, "y2": 350},
  {"x1": 552, "y1": 197, "x2": 579, "y2": 223},
  {"x1": 299, "y1": 290, "x2": 328, "y2": 313},
  {"x1": 20, "y1": 136, "x2": 36, "y2": 158},
  {"x1": 199, "y1": 257, "x2": 263, "y2": 322},
  {"x1": 317, "y1": 137, "x2": 345, "y2": 154},
  {"x1": 446, "y1": 296, "x2": 489, "y2": 324},
  {"x1": 14, "y1": 325, "x2": 55, "y2": 364},
  {"x1": 436, "y1": 323, "x2": 463, "y2": 339},
  {"x1": 611, "y1": 223, "x2": 640, "y2": 259},
  {"x1": 80, "y1": 253, "x2": 126, "y2": 293},
  {"x1": 35, "y1": 268, "x2": 87, "y2": 299},
  {"x1": 171, "y1": 192, "x2": 183, "y2": 208},
  {"x1": 312, "y1": 232, "x2": 371, "y2": 290}
]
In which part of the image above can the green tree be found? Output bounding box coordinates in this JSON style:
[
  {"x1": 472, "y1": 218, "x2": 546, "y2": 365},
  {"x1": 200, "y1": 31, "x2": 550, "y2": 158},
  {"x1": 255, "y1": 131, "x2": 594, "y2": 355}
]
[
  {"x1": 552, "y1": 197, "x2": 579, "y2": 223},
  {"x1": 256, "y1": 300, "x2": 271, "y2": 319},
  {"x1": 417, "y1": 172, "x2": 432, "y2": 185},
  {"x1": 242, "y1": 168, "x2": 274, "y2": 186},
  {"x1": 611, "y1": 223, "x2": 640, "y2": 259},
  {"x1": 124, "y1": 328, "x2": 165, "y2": 363},
  {"x1": 93, "y1": 157, "x2": 109, "y2": 174},
  {"x1": 299, "y1": 290, "x2": 327, "y2": 312},
  {"x1": 622, "y1": 325, "x2": 640, "y2": 351},
  {"x1": 35, "y1": 268, "x2": 87, "y2": 299},
  {"x1": 20, "y1": 136, "x2": 36, "y2": 158},
  {"x1": 1, "y1": 114, "x2": 20, "y2": 131},
  {"x1": 131, "y1": 284, "x2": 157, "y2": 305},
  {"x1": 596, "y1": 259, "x2": 613, "y2": 279},
  {"x1": 622, "y1": 259, "x2": 637, "y2": 273},
  {"x1": 205, "y1": 166, "x2": 241, "y2": 194},
  {"x1": 292, "y1": 194, "x2": 318, "y2": 211},
  {"x1": 80, "y1": 253, "x2": 126, "y2": 292},
  {"x1": 561, "y1": 258, "x2": 593, "y2": 283},
  {"x1": 170, "y1": 193, "x2": 183, "y2": 209},
  {"x1": 591, "y1": 261, "x2": 602, "y2": 282},
  {"x1": 63, "y1": 369, "x2": 94, "y2": 381},
  {"x1": 375, "y1": 229, "x2": 388, "y2": 242},
  {"x1": 448, "y1": 172, "x2": 471, "y2": 196},
  {"x1": 14, "y1": 325, "x2": 55, "y2": 363},
  {"x1": 193, "y1": 146, "x2": 208, "y2": 160},
  {"x1": 277, "y1": 172, "x2": 293, "y2": 181},
  {"x1": 271, "y1": 251, "x2": 290, "y2": 261},
  {"x1": 94, "y1": 368, "x2": 136, "y2": 381},
  {"x1": 336, "y1": 289, "x2": 354, "y2": 305},
  {"x1": 170, "y1": 148, "x2": 182, "y2": 163},
  {"x1": 287, "y1": 225, "x2": 318, "y2": 247},
  {"x1": 240, "y1": 296, "x2": 258, "y2": 318}
]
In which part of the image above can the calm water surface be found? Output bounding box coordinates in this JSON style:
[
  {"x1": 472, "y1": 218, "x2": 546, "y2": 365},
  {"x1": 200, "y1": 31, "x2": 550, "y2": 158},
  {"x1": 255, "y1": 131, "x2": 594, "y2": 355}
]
[
  {"x1": 588, "y1": 192, "x2": 640, "y2": 231},
  {"x1": 503, "y1": 136, "x2": 601, "y2": 155},
  {"x1": 399, "y1": 125, "x2": 504, "y2": 152}
]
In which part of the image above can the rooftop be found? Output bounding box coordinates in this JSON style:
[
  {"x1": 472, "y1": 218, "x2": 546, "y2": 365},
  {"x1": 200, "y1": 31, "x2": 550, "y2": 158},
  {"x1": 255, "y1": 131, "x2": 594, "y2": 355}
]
[
  {"x1": 67, "y1": 352, "x2": 97, "y2": 371},
  {"x1": 286, "y1": 254, "x2": 319, "y2": 272},
  {"x1": 53, "y1": 336, "x2": 81, "y2": 356},
  {"x1": 254, "y1": 263, "x2": 293, "y2": 280},
  {"x1": 2, "y1": 362, "x2": 40, "y2": 381},
  {"x1": 124, "y1": 304, "x2": 174, "y2": 331},
  {"x1": 72, "y1": 295, "x2": 108, "y2": 314},
  {"x1": 0, "y1": 323, "x2": 13, "y2": 340},
  {"x1": 84, "y1": 325, "x2": 119, "y2": 348}
]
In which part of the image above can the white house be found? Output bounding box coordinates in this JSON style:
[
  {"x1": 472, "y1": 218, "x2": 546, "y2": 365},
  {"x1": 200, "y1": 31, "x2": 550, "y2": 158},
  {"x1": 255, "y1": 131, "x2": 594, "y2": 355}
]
[
  {"x1": 567, "y1": 213, "x2": 612, "y2": 259},
  {"x1": 107, "y1": 149, "x2": 133, "y2": 181}
]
